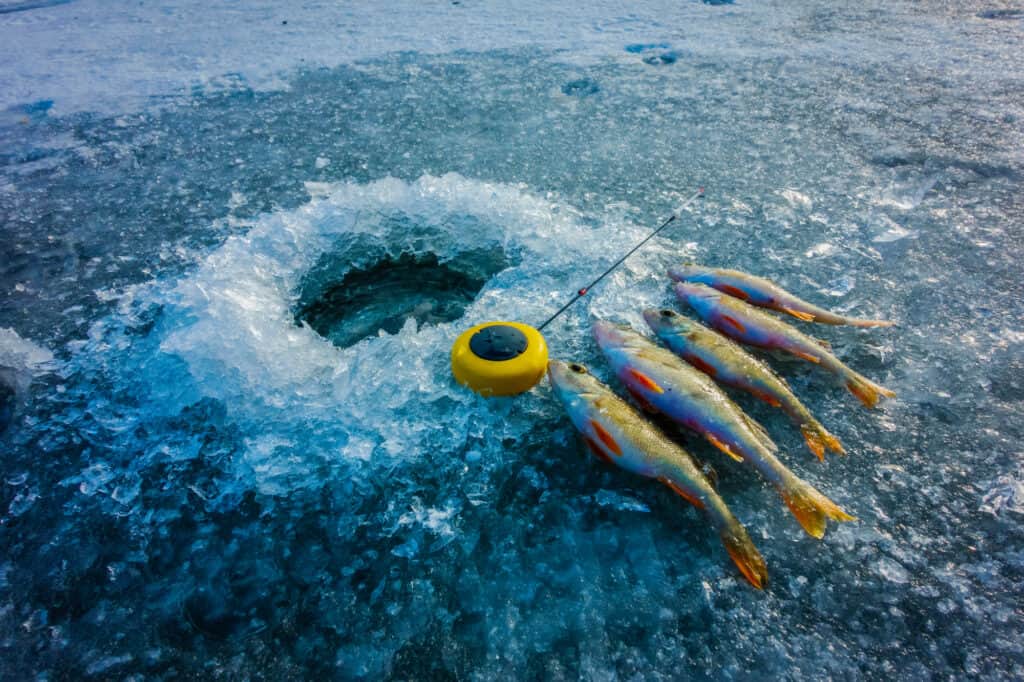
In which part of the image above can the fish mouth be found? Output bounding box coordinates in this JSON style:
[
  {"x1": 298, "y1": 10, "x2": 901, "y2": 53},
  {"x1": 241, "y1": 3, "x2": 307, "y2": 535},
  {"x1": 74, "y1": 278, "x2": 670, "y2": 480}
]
[
  {"x1": 668, "y1": 262, "x2": 702, "y2": 281},
  {"x1": 591, "y1": 319, "x2": 635, "y2": 346},
  {"x1": 642, "y1": 307, "x2": 679, "y2": 329},
  {"x1": 547, "y1": 359, "x2": 572, "y2": 384},
  {"x1": 547, "y1": 359, "x2": 590, "y2": 390},
  {"x1": 674, "y1": 281, "x2": 716, "y2": 302}
]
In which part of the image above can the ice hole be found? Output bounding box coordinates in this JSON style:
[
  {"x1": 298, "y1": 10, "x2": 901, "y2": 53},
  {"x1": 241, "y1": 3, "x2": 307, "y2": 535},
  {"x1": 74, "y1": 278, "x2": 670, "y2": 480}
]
[{"x1": 294, "y1": 247, "x2": 511, "y2": 348}]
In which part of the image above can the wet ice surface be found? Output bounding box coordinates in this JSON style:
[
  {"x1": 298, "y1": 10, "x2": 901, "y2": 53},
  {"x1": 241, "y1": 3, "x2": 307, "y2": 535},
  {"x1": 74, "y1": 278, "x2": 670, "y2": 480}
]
[{"x1": 2, "y1": 1, "x2": 1024, "y2": 679}]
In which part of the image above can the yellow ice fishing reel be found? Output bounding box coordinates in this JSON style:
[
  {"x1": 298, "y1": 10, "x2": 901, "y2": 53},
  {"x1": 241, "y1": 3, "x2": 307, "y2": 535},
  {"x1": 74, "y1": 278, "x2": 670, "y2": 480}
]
[{"x1": 450, "y1": 322, "x2": 548, "y2": 397}]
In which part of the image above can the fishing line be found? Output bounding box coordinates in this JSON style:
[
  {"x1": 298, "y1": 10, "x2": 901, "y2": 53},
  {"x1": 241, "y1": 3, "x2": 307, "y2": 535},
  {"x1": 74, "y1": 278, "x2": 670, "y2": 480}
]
[{"x1": 536, "y1": 187, "x2": 705, "y2": 332}]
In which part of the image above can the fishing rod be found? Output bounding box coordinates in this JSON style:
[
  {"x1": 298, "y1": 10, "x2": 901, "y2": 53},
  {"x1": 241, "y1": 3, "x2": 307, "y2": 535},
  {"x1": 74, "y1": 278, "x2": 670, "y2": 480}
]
[
  {"x1": 451, "y1": 186, "x2": 705, "y2": 397},
  {"x1": 536, "y1": 186, "x2": 705, "y2": 332}
]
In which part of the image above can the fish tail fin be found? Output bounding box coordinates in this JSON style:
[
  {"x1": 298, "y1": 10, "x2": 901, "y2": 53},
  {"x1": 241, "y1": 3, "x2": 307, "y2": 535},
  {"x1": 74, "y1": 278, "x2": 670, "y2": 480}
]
[
  {"x1": 846, "y1": 373, "x2": 896, "y2": 408},
  {"x1": 780, "y1": 478, "x2": 856, "y2": 539},
  {"x1": 800, "y1": 423, "x2": 846, "y2": 460},
  {"x1": 823, "y1": 431, "x2": 846, "y2": 456},
  {"x1": 848, "y1": 317, "x2": 895, "y2": 328},
  {"x1": 719, "y1": 523, "x2": 768, "y2": 589}
]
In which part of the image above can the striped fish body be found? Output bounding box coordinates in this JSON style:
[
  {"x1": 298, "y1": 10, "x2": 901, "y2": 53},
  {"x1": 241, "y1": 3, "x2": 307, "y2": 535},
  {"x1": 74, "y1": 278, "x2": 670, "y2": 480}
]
[
  {"x1": 643, "y1": 308, "x2": 844, "y2": 459},
  {"x1": 591, "y1": 320, "x2": 855, "y2": 538},
  {"x1": 674, "y1": 282, "x2": 896, "y2": 409},
  {"x1": 592, "y1": 320, "x2": 782, "y2": 474},
  {"x1": 669, "y1": 264, "x2": 894, "y2": 327},
  {"x1": 547, "y1": 359, "x2": 768, "y2": 588}
]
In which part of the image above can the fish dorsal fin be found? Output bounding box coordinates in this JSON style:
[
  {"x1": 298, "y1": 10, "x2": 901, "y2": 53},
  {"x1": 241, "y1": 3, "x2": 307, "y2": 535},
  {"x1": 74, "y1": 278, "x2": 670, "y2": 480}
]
[
  {"x1": 635, "y1": 346, "x2": 692, "y2": 375},
  {"x1": 741, "y1": 412, "x2": 777, "y2": 452}
]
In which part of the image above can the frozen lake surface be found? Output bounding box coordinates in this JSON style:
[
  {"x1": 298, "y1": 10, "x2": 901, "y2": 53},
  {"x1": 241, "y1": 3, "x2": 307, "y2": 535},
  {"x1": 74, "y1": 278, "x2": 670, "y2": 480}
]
[{"x1": 1, "y1": 1, "x2": 1023, "y2": 678}]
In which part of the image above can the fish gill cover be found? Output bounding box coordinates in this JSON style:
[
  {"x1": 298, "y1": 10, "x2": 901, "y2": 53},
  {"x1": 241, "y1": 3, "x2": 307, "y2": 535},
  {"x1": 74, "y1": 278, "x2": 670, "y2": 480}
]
[{"x1": 1, "y1": 1, "x2": 1023, "y2": 679}]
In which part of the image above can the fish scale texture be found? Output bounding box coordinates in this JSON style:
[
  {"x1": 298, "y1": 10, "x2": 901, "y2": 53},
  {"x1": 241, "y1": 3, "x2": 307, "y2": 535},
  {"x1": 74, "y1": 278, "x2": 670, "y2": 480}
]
[{"x1": 1, "y1": 1, "x2": 1023, "y2": 679}]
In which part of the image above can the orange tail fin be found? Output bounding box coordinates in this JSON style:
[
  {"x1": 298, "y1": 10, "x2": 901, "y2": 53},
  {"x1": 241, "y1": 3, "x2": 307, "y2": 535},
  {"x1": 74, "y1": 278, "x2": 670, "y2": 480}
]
[
  {"x1": 719, "y1": 525, "x2": 768, "y2": 589},
  {"x1": 846, "y1": 374, "x2": 896, "y2": 408},
  {"x1": 780, "y1": 480, "x2": 856, "y2": 539},
  {"x1": 823, "y1": 431, "x2": 845, "y2": 455},
  {"x1": 800, "y1": 424, "x2": 846, "y2": 461}
]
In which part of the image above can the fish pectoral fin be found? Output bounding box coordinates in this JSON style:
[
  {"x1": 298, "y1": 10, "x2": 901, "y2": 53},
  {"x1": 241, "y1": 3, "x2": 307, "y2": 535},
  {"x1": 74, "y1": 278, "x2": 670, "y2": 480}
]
[
  {"x1": 750, "y1": 388, "x2": 782, "y2": 408},
  {"x1": 719, "y1": 284, "x2": 750, "y2": 301},
  {"x1": 782, "y1": 307, "x2": 816, "y2": 322},
  {"x1": 583, "y1": 436, "x2": 614, "y2": 464},
  {"x1": 816, "y1": 338, "x2": 832, "y2": 350},
  {"x1": 658, "y1": 476, "x2": 704, "y2": 509},
  {"x1": 721, "y1": 315, "x2": 747, "y2": 334},
  {"x1": 685, "y1": 356, "x2": 718, "y2": 378},
  {"x1": 589, "y1": 419, "x2": 623, "y2": 456},
  {"x1": 706, "y1": 434, "x2": 745, "y2": 462},
  {"x1": 627, "y1": 368, "x2": 665, "y2": 394},
  {"x1": 791, "y1": 349, "x2": 821, "y2": 364},
  {"x1": 626, "y1": 387, "x2": 658, "y2": 413}
]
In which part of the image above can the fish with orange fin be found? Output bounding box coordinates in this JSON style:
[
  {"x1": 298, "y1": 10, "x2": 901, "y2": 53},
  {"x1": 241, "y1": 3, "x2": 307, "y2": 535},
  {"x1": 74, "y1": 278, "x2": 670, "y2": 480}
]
[
  {"x1": 669, "y1": 264, "x2": 895, "y2": 328},
  {"x1": 674, "y1": 282, "x2": 897, "y2": 409},
  {"x1": 592, "y1": 321, "x2": 855, "y2": 539},
  {"x1": 643, "y1": 308, "x2": 844, "y2": 460},
  {"x1": 547, "y1": 359, "x2": 768, "y2": 588}
]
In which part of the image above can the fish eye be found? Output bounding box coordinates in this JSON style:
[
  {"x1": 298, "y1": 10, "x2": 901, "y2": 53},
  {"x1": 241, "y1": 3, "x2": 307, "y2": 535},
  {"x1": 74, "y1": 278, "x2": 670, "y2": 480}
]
[
  {"x1": 568, "y1": 363, "x2": 587, "y2": 374},
  {"x1": 660, "y1": 309, "x2": 676, "y2": 317}
]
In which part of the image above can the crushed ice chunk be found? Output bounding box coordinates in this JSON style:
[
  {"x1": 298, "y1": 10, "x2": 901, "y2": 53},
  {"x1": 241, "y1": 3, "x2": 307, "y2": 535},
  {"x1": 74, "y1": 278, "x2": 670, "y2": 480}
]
[
  {"x1": 804, "y1": 242, "x2": 835, "y2": 258},
  {"x1": 876, "y1": 557, "x2": 911, "y2": 584},
  {"x1": 85, "y1": 654, "x2": 133, "y2": 676},
  {"x1": 868, "y1": 213, "x2": 917, "y2": 242},
  {"x1": 822, "y1": 275, "x2": 855, "y2": 297},
  {"x1": 75, "y1": 464, "x2": 115, "y2": 496},
  {"x1": 398, "y1": 498, "x2": 459, "y2": 537},
  {"x1": 0, "y1": 328, "x2": 54, "y2": 374},
  {"x1": 7, "y1": 488, "x2": 38, "y2": 517},
  {"x1": 391, "y1": 538, "x2": 419, "y2": 559},
  {"x1": 780, "y1": 188, "x2": 813, "y2": 211},
  {"x1": 594, "y1": 489, "x2": 650, "y2": 513},
  {"x1": 980, "y1": 464, "x2": 1024, "y2": 517}
]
